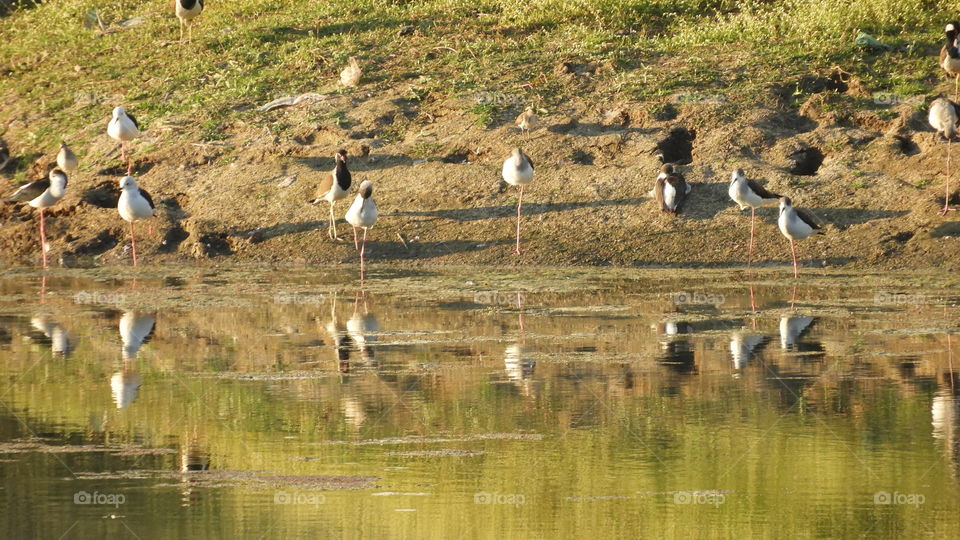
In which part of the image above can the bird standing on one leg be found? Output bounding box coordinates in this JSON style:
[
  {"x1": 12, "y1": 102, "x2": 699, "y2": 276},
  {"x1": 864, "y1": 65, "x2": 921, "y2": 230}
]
[
  {"x1": 3, "y1": 168, "x2": 68, "y2": 267},
  {"x1": 175, "y1": 0, "x2": 204, "y2": 44},
  {"x1": 117, "y1": 176, "x2": 155, "y2": 266},
  {"x1": 108, "y1": 107, "x2": 140, "y2": 175},
  {"x1": 501, "y1": 148, "x2": 534, "y2": 255},
  {"x1": 941, "y1": 22, "x2": 960, "y2": 98},
  {"x1": 729, "y1": 168, "x2": 781, "y2": 267},
  {"x1": 653, "y1": 164, "x2": 690, "y2": 214},
  {"x1": 777, "y1": 197, "x2": 822, "y2": 278},
  {"x1": 929, "y1": 96, "x2": 960, "y2": 215},
  {"x1": 310, "y1": 149, "x2": 352, "y2": 241},
  {"x1": 345, "y1": 180, "x2": 378, "y2": 282},
  {"x1": 56, "y1": 142, "x2": 78, "y2": 175}
]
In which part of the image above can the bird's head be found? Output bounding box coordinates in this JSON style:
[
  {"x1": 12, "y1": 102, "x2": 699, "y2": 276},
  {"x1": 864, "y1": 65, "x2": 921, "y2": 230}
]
[
  {"x1": 661, "y1": 163, "x2": 675, "y2": 175},
  {"x1": 119, "y1": 176, "x2": 138, "y2": 191},
  {"x1": 948, "y1": 22, "x2": 958, "y2": 34},
  {"x1": 59, "y1": 141, "x2": 68, "y2": 150},
  {"x1": 779, "y1": 197, "x2": 792, "y2": 213},
  {"x1": 731, "y1": 168, "x2": 745, "y2": 183},
  {"x1": 49, "y1": 168, "x2": 68, "y2": 188},
  {"x1": 112, "y1": 106, "x2": 126, "y2": 119},
  {"x1": 358, "y1": 180, "x2": 374, "y2": 199},
  {"x1": 336, "y1": 149, "x2": 348, "y2": 163}
]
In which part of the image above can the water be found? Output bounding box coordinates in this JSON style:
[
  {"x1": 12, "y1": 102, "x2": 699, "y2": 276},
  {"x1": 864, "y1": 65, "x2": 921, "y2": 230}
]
[{"x1": 0, "y1": 266, "x2": 959, "y2": 537}]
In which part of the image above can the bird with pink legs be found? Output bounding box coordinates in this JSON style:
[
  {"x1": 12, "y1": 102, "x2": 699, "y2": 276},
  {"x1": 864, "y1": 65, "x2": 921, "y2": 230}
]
[
  {"x1": 502, "y1": 148, "x2": 534, "y2": 255},
  {"x1": 345, "y1": 180, "x2": 377, "y2": 281},
  {"x1": 729, "y1": 168, "x2": 781, "y2": 267},
  {"x1": 3, "y1": 167, "x2": 68, "y2": 267},
  {"x1": 118, "y1": 176, "x2": 155, "y2": 266}
]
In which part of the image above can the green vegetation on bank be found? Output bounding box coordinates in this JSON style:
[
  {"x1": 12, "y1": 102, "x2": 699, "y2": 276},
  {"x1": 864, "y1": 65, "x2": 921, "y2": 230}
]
[{"x1": 0, "y1": 0, "x2": 952, "y2": 179}]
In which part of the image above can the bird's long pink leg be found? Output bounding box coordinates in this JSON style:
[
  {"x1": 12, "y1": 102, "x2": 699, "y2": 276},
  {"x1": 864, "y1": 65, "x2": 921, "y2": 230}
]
[
  {"x1": 943, "y1": 138, "x2": 952, "y2": 215},
  {"x1": 359, "y1": 228, "x2": 368, "y2": 282},
  {"x1": 747, "y1": 207, "x2": 756, "y2": 268},
  {"x1": 790, "y1": 239, "x2": 798, "y2": 278},
  {"x1": 39, "y1": 208, "x2": 47, "y2": 268},
  {"x1": 513, "y1": 185, "x2": 524, "y2": 255},
  {"x1": 130, "y1": 221, "x2": 138, "y2": 266},
  {"x1": 352, "y1": 226, "x2": 359, "y2": 251}
]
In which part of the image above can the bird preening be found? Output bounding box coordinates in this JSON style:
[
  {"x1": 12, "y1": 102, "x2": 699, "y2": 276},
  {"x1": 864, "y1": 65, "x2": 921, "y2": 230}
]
[{"x1": 654, "y1": 163, "x2": 689, "y2": 215}]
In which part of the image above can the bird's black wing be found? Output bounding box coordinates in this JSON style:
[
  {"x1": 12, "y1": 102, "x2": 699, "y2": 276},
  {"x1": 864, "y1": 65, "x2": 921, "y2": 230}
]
[
  {"x1": 523, "y1": 152, "x2": 534, "y2": 170},
  {"x1": 5, "y1": 178, "x2": 49, "y2": 202},
  {"x1": 139, "y1": 187, "x2": 155, "y2": 209},
  {"x1": 127, "y1": 112, "x2": 140, "y2": 130},
  {"x1": 668, "y1": 175, "x2": 687, "y2": 214},
  {"x1": 746, "y1": 178, "x2": 781, "y2": 199},
  {"x1": 795, "y1": 207, "x2": 822, "y2": 230},
  {"x1": 654, "y1": 176, "x2": 667, "y2": 212}
]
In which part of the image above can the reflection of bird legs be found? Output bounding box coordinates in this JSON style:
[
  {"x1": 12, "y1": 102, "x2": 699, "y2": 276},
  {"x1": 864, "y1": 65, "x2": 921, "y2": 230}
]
[
  {"x1": 39, "y1": 274, "x2": 47, "y2": 304},
  {"x1": 949, "y1": 333, "x2": 955, "y2": 393},
  {"x1": 790, "y1": 285, "x2": 798, "y2": 310},
  {"x1": 516, "y1": 293, "x2": 525, "y2": 334},
  {"x1": 748, "y1": 284, "x2": 757, "y2": 313}
]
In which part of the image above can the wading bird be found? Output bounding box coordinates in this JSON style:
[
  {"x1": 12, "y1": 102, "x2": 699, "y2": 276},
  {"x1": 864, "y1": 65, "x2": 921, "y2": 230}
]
[
  {"x1": 108, "y1": 107, "x2": 140, "y2": 175},
  {"x1": 729, "y1": 168, "x2": 781, "y2": 266},
  {"x1": 502, "y1": 148, "x2": 534, "y2": 254},
  {"x1": 941, "y1": 22, "x2": 960, "y2": 97},
  {"x1": 930, "y1": 96, "x2": 960, "y2": 214},
  {"x1": 653, "y1": 163, "x2": 689, "y2": 214},
  {"x1": 3, "y1": 168, "x2": 68, "y2": 267},
  {"x1": 175, "y1": 0, "x2": 204, "y2": 44},
  {"x1": 777, "y1": 197, "x2": 822, "y2": 278},
  {"x1": 340, "y1": 57, "x2": 362, "y2": 87},
  {"x1": 345, "y1": 180, "x2": 378, "y2": 279},
  {"x1": 310, "y1": 149, "x2": 352, "y2": 240},
  {"x1": 56, "y1": 142, "x2": 78, "y2": 174},
  {"x1": 117, "y1": 176, "x2": 155, "y2": 266}
]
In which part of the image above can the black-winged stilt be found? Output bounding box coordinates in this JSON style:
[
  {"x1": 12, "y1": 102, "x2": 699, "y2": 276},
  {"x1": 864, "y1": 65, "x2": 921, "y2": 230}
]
[
  {"x1": 311, "y1": 149, "x2": 352, "y2": 240},
  {"x1": 777, "y1": 197, "x2": 822, "y2": 278},
  {"x1": 929, "y1": 96, "x2": 960, "y2": 214},
  {"x1": 340, "y1": 57, "x2": 362, "y2": 87},
  {"x1": 118, "y1": 175, "x2": 155, "y2": 266},
  {"x1": 654, "y1": 163, "x2": 689, "y2": 214},
  {"x1": 108, "y1": 107, "x2": 140, "y2": 175},
  {"x1": 120, "y1": 310, "x2": 156, "y2": 360},
  {"x1": 941, "y1": 22, "x2": 960, "y2": 97},
  {"x1": 502, "y1": 148, "x2": 534, "y2": 254},
  {"x1": 729, "y1": 168, "x2": 781, "y2": 266},
  {"x1": 175, "y1": 0, "x2": 204, "y2": 43},
  {"x1": 345, "y1": 180, "x2": 378, "y2": 279},
  {"x1": 3, "y1": 168, "x2": 68, "y2": 267},
  {"x1": 56, "y1": 142, "x2": 78, "y2": 174}
]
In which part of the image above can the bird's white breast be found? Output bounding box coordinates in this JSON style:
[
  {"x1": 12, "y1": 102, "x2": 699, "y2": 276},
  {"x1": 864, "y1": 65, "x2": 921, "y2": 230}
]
[
  {"x1": 346, "y1": 196, "x2": 377, "y2": 228},
  {"x1": 108, "y1": 117, "x2": 138, "y2": 141},
  {"x1": 778, "y1": 208, "x2": 814, "y2": 240},
  {"x1": 118, "y1": 190, "x2": 154, "y2": 221},
  {"x1": 663, "y1": 182, "x2": 677, "y2": 210},
  {"x1": 502, "y1": 158, "x2": 534, "y2": 186},
  {"x1": 730, "y1": 180, "x2": 760, "y2": 209}
]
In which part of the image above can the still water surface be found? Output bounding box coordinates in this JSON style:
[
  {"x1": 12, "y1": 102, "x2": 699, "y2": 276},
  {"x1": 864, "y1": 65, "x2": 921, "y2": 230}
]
[{"x1": 0, "y1": 266, "x2": 959, "y2": 538}]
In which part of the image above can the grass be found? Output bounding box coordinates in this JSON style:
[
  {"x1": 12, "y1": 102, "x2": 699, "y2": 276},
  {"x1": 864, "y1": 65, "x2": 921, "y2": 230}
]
[{"x1": 0, "y1": 0, "x2": 957, "y2": 175}]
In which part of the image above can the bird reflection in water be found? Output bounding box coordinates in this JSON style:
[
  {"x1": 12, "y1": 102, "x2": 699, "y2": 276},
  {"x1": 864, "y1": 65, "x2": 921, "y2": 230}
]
[{"x1": 110, "y1": 311, "x2": 155, "y2": 409}]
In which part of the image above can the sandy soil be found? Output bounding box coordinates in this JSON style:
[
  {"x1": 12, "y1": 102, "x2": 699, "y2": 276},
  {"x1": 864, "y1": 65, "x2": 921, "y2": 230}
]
[{"x1": 1, "y1": 69, "x2": 959, "y2": 271}]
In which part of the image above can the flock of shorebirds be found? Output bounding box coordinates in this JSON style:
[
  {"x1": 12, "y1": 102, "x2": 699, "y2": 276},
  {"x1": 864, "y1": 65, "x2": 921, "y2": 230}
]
[{"x1": 2, "y1": 5, "x2": 960, "y2": 276}]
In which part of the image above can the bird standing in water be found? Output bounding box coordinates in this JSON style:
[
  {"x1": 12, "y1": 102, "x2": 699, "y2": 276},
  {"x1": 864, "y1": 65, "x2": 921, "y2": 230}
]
[
  {"x1": 502, "y1": 148, "x2": 534, "y2": 254},
  {"x1": 345, "y1": 180, "x2": 378, "y2": 281},
  {"x1": 777, "y1": 197, "x2": 822, "y2": 278},
  {"x1": 729, "y1": 168, "x2": 781, "y2": 266},
  {"x1": 311, "y1": 149, "x2": 352, "y2": 240},
  {"x1": 3, "y1": 168, "x2": 68, "y2": 267},
  {"x1": 117, "y1": 176, "x2": 155, "y2": 266}
]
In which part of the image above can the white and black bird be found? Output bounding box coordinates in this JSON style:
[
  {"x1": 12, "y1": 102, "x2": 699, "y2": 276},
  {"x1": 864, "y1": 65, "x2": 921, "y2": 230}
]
[
  {"x1": 730, "y1": 331, "x2": 769, "y2": 371},
  {"x1": 0, "y1": 138, "x2": 10, "y2": 171},
  {"x1": 118, "y1": 176, "x2": 155, "y2": 266},
  {"x1": 929, "y1": 97, "x2": 960, "y2": 214},
  {"x1": 120, "y1": 310, "x2": 156, "y2": 360},
  {"x1": 779, "y1": 315, "x2": 816, "y2": 350},
  {"x1": 311, "y1": 149, "x2": 352, "y2": 240},
  {"x1": 29, "y1": 314, "x2": 71, "y2": 357},
  {"x1": 108, "y1": 106, "x2": 140, "y2": 175},
  {"x1": 941, "y1": 22, "x2": 960, "y2": 97},
  {"x1": 56, "y1": 141, "x2": 78, "y2": 174},
  {"x1": 729, "y1": 168, "x2": 782, "y2": 266},
  {"x1": 654, "y1": 164, "x2": 690, "y2": 214},
  {"x1": 3, "y1": 167, "x2": 68, "y2": 267},
  {"x1": 502, "y1": 148, "x2": 534, "y2": 254},
  {"x1": 175, "y1": 0, "x2": 204, "y2": 43},
  {"x1": 345, "y1": 180, "x2": 378, "y2": 278},
  {"x1": 111, "y1": 368, "x2": 141, "y2": 409},
  {"x1": 777, "y1": 197, "x2": 822, "y2": 278},
  {"x1": 340, "y1": 56, "x2": 362, "y2": 87}
]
